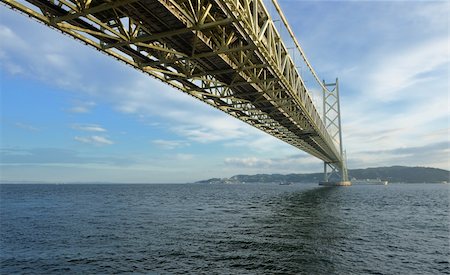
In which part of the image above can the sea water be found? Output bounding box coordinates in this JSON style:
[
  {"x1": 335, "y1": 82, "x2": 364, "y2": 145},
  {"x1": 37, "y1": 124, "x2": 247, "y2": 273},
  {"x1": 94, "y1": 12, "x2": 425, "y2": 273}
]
[{"x1": 1, "y1": 183, "x2": 448, "y2": 274}]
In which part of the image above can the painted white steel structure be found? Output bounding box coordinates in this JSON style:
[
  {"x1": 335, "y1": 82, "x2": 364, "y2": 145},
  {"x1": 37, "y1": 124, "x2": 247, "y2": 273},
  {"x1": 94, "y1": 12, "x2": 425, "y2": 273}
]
[{"x1": 1, "y1": 0, "x2": 349, "y2": 182}]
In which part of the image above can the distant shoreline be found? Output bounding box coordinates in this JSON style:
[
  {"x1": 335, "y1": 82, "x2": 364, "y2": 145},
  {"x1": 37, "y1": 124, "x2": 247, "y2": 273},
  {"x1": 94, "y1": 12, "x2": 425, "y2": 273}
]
[
  {"x1": 194, "y1": 166, "x2": 449, "y2": 185},
  {"x1": 1, "y1": 166, "x2": 448, "y2": 185}
]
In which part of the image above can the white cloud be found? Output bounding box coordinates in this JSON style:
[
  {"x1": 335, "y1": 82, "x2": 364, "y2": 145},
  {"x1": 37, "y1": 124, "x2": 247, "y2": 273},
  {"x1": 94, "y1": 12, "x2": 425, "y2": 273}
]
[
  {"x1": 225, "y1": 157, "x2": 272, "y2": 168},
  {"x1": 412, "y1": 1, "x2": 449, "y2": 27},
  {"x1": 0, "y1": 24, "x2": 27, "y2": 50},
  {"x1": 14, "y1": 122, "x2": 39, "y2": 132},
  {"x1": 45, "y1": 53, "x2": 69, "y2": 69},
  {"x1": 365, "y1": 38, "x2": 449, "y2": 102},
  {"x1": 0, "y1": 9, "x2": 284, "y2": 154},
  {"x1": 0, "y1": 10, "x2": 286, "y2": 163},
  {"x1": 224, "y1": 153, "x2": 321, "y2": 172},
  {"x1": 152, "y1": 139, "x2": 189, "y2": 149},
  {"x1": 422, "y1": 128, "x2": 450, "y2": 142},
  {"x1": 74, "y1": 135, "x2": 114, "y2": 146},
  {"x1": 0, "y1": 25, "x2": 83, "y2": 88},
  {"x1": 1, "y1": 1, "x2": 449, "y2": 179},
  {"x1": 3, "y1": 62, "x2": 23, "y2": 75},
  {"x1": 321, "y1": 2, "x2": 450, "y2": 171},
  {"x1": 72, "y1": 124, "x2": 107, "y2": 132},
  {"x1": 0, "y1": 147, "x2": 132, "y2": 165},
  {"x1": 68, "y1": 101, "x2": 96, "y2": 113},
  {"x1": 175, "y1": 153, "x2": 195, "y2": 161},
  {"x1": 349, "y1": 141, "x2": 449, "y2": 170},
  {"x1": 172, "y1": 126, "x2": 223, "y2": 143},
  {"x1": 173, "y1": 123, "x2": 245, "y2": 143},
  {"x1": 224, "y1": 133, "x2": 298, "y2": 155},
  {"x1": 0, "y1": 25, "x2": 27, "y2": 75},
  {"x1": 108, "y1": 75, "x2": 264, "y2": 144},
  {"x1": 343, "y1": 89, "x2": 449, "y2": 153}
]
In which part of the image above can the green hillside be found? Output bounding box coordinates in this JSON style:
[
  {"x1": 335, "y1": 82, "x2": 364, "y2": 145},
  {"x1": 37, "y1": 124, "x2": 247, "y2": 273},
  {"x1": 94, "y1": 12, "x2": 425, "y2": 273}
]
[{"x1": 195, "y1": 166, "x2": 449, "y2": 184}]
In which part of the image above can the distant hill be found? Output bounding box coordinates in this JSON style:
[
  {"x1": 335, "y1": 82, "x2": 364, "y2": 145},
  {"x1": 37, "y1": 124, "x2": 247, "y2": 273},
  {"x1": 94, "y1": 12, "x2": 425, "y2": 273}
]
[
  {"x1": 348, "y1": 166, "x2": 449, "y2": 183},
  {"x1": 195, "y1": 166, "x2": 449, "y2": 184}
]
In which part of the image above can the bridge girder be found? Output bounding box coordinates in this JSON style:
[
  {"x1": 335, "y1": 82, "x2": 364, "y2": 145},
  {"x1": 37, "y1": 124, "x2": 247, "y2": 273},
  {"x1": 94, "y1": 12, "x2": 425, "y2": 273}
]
[{"x1": 1, "y1": 0, "x2": 345, "y2": 166}]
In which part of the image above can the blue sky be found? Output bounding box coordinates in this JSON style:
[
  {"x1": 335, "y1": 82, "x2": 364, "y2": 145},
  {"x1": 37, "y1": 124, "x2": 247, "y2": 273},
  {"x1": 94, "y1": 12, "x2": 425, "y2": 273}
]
[{"x1": 0, "y1": 0, "x2": 449, "y2": 183}]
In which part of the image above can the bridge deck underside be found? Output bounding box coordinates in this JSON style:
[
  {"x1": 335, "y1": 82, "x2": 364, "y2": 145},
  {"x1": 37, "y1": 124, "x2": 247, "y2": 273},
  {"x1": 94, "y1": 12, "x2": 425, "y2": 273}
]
[{"x1": 2, "y1": 0, "x2": 343, "y2": 165}]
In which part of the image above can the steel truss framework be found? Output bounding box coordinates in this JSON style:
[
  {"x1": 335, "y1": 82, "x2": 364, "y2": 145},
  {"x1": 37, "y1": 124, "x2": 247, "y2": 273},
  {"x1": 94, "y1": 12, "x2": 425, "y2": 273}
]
[
  {"x1": 2, "y1": 0, "x2": 346, "y2": 170},
  {"x1": 323, "y1": 79, "x2": 348, "y2": 182}
]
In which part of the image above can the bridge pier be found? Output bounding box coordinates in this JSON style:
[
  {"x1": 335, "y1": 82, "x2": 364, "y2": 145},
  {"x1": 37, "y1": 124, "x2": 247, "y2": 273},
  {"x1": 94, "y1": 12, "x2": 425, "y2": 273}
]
[
  {"x1": 319, "y1": 161, "x2": 351, "y2": 186},
  {"x1": 319, "y1": 181, "x2": 352, "y2": 186}
]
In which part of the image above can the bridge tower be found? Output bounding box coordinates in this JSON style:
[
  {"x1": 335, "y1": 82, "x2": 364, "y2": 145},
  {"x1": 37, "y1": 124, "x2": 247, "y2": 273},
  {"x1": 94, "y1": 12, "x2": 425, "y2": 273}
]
[{"x1": 320, "y1": 78, "x2": 351, "y2": 186}]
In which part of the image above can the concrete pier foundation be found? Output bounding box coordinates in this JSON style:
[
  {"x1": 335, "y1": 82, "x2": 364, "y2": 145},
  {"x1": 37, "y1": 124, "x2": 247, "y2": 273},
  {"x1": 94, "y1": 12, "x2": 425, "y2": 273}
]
[{"x1": 319, "y1": 181, "x2": 352, "y2": 186}]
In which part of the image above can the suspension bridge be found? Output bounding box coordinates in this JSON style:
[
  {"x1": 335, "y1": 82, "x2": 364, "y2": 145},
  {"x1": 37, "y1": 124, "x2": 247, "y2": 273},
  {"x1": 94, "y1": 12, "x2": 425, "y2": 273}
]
[{"x1": 1, "y1": 0, "x2": 351, "y2": 185}]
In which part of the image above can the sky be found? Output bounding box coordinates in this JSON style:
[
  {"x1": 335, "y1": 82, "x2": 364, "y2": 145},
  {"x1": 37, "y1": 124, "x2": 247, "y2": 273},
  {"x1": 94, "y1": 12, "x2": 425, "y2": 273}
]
[{"x1": 0, "y1": 0, "x2": 449, "y2": 183}]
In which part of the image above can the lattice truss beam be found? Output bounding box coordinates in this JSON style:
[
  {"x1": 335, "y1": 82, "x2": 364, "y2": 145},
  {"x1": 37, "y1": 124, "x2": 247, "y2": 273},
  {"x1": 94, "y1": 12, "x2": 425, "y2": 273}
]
[
  {"x1": 323, "y1": 82, "x2": 341, "y2": 148},
  {"x1": 323, "y1": 162, "x2": 338, "y2": 182},
  {"x1": 323, "y1": 79, "x2": 348, "y2": 181},
  {"x1": 2, "y1": 0, "x2": 343, "y2": 165}
]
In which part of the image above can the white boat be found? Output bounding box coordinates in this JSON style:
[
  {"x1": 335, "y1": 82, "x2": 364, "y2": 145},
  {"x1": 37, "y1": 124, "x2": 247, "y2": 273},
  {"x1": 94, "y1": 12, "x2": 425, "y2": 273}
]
[
  {"x1": 352, "y1": 178, "x2": 388, "y2": 185},
  {"x1": 279, "y1": 182, "x2": 292, "y2": 185}
]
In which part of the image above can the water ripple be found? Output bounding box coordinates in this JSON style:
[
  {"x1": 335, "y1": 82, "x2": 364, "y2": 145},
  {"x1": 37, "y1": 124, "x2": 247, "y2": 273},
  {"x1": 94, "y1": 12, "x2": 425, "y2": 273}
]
[{"x1": 1, "y1": 183, "x2": 449, "y2": 274}]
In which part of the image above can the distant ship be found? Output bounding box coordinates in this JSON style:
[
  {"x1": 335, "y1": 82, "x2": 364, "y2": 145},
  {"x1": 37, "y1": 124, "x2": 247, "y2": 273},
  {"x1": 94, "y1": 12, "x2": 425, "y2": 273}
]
[
  {"x1": 352, "y1": 178, "x2": 388, "y2": 185},
  {"x1": 279, "y1": 182, "x2": 293, "y2": 185}
]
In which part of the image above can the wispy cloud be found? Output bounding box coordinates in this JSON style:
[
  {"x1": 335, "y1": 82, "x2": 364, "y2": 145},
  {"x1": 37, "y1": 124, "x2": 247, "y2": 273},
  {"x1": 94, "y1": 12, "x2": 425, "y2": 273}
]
[
  {"x1": 224, "y1": 153, "x2": 321, "y2": 173},
  {"x1": 110, "y1": 77, "x2": 256, "y2": 143},
  {"x1": 175, "y1": 153, "x2": 195, "y2": 161},
  {"x1": 422, "y1": 128, "x2": 450, "y2": 142},
  {"x1": 350, "y1": 141, "x2": 449, "y2": 169},
  {"x1": 152, "y1": 139, "x2": 189, "y2": 149},
  {"x1": 225, "y1": 157, "x2": 272, "y2": 168},
  {"x1": 0, "y1": 10, "x2": 293, "y2": 157},
  {"x1": 173, "y1": 124, "x2": 244, "y2": 143},
  {"x1": 74, "y1": 135, "x2": 114, "y2": 146},
  {"x1": 365, "y1": 38, "x2": 448, "y2": 102},
  {"x1": 0, "y1": 25, "x2": 83, "y2": 88},
  {"x1": 0, "y1": 15, "x2": 262, "y2": 146},
  {"x1": 68, "y1": 101, "x2": 96, "y2": 113},
  {"x1": 2, "y1": 62, "x2": 23, "y2": 75},
  {"x1": 0, "y1": 148, "x2": 131, "y2": 165},
  {"x1": 72, "y1": 124, "x2": 107, "y2": 132},
  {"x1": 224, "y1": 133, "x2": 298, "y2": 155},
  {"x1": 359, "y1": 141, "x2": 449, "y2": 156},
  {"x1": 0, "y1": 25, "x2": 27, "y2": 76},
  {"x1": 0, "y1": 24, "x2": 27, "y2": 49},
  {"x1": 1, "y1": 0, "x2": 449, "y2": 182},
  {"x1": 14, "y1": 122, "x2": 39, "y2": 132}
]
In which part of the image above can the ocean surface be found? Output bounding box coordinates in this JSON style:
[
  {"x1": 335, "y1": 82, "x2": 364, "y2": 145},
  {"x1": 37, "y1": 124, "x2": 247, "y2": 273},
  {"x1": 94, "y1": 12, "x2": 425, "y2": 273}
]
[{"x1": 1, "y1": 183, "x2": 449, "y2": 274}]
